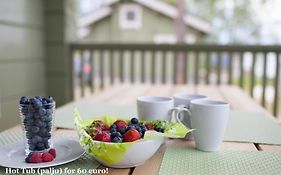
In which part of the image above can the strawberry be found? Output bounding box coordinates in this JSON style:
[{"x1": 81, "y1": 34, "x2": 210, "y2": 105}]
[
  {"x1": 123, "y1": 129, "x2": 141, "y2": 142},
  {"x1": 26, "y1": 153, "x2": 43, "y2": 163},
  {"x1": 95, "y1": 131, "x2": 111, "y2": 142},
  {"x1": 114, "y1": 120, "x2": 128, "y2": 131},
  {"x1": 48, "y1": 148, "x2": 56, "y2": 158},
  {"x1": 145, "y1": 123, "x2": 154, "y2": 130},
  {"x1": 42, "y1": 152, "x2": 54, "y2": 162}
]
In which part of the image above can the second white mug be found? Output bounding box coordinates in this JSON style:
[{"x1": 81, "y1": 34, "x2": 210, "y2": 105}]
[
  {"x1": 173, "y1": 94, "x2": 207, "y2": 128},
  {"x1": 137, "y1": 96, "x2": 174, "y2": 121}
]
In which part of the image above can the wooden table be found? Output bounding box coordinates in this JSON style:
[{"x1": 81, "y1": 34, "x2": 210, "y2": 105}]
[{"x1": 7, "y1": 84, "x2": 281, "y2": 175}]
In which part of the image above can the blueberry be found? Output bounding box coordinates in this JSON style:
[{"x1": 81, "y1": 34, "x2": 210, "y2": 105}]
[
  {"x1": 28, "y1": 106, "x2": 36, "y2": 113},
  {"x1": 140, "y1": 132, "x2": 143, "y2": 138},
  {"x1": 29, "y1": 98, "x2": 35, "y2": 105},
  {"x1": 39, "y1": 108, "x2": 46, "y2": 116},
  {"x1": 140, "y1": 125, "x2": 147, "y2": 131},
  {"x1": 26, "y1": 133, "x2": 33, "y2": 139},
  {"x1": 19, "y1": 96, "x2": 28, "y2": 105},
  {"x1": 27, "y1": 139, "x2": 33, "y2": 145},
  {"x1": 33, "y1": 99, "x2": 42, "y2": 109},
  {"x1": 110, "y1": 124, "x2": 117, "y2": 129},
  {"x1": 35, "y1": 96, "x2": 42, "y2": 101},
  {"x1": 42, "y1": 137, "x2": 49, "y2": 143},
  {"x1": 21, "y1": 107, "x2": 29, "y2": 115},
  {"x1": 46, "y1": 109, "x2": 53, "y2": 116},
  {"x1": 44, "y1": 143, "x2": 50, "y2": 149},
  {"x1": 34, "y1": 120, "x2": 43, "y2": 127},
  {"x1": 112, "y1": 137, "x2": 122, "y2": 143},
  {"x1": 33, "y1": 113, "x2": 40, "y2": 119},
  {"x1": 136, "y1": 127, "x2": 142, "y2": 133},
  {"x1": 116, "y1": 132, "x2": 122, "y2": 138},
  {"x1": 29, "y1": 144, "x2": 36, "y2": 151},
  {"x1": 110, "y1": 127, "x2": 116, "y2": 133},
  {"x1": 155, "y1": 127, "x2": 161, "y2": 132},
  {"x1": 45, "y1": 115, "x2": 52, "y2": 122},
  {"x1": 36, "y1": 142, "x2": 45, "y2": 150},
  {"x1": 155, "y1": 127, "x2": 164, "y2": 133},
  {"x1": 120, "y1": 128, "x2": 126, "y2": 135},
  {"x1": 45, "y1": 132, "x2": 51, "y2": 138},
  {"x1": 39, "y1": 128, "x2": 47, "y2": 136},
  {"x1": 110, "y1": 132, "x2": 122, "y2": 138},
  {"x1": 46, "y1": 96, "x2": 54, "y2": 103},
  {"x1": 25, "y1": 125, "x2": 32, "y2": 130},
  {"x1": 131, "y1": 118, "x2": 139, "y2": 124},
  {"x1": 127, "y1": 125, "x2": 135, "y2": 131},
  {"x1": 32, "y1": 135, "x2": 42, "y2": 144},
  {"x1": 46, "y1": 121, "x2": 52, "y2": 127},
  {"x1": 31, "y1": 126, "x2": 40, "y2": 133}
]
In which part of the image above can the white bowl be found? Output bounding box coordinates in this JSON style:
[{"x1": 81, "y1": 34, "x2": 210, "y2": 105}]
[{"x1": 92, "y1": 138, "x2": 164, "y2": 168}]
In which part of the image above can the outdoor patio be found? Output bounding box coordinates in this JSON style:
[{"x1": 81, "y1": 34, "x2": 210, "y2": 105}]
[{"x1": 0, "y1": 0, "x2": 281, "y2": 175}]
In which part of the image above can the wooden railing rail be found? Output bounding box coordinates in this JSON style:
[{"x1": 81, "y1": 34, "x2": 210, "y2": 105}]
[{"x1": 69, "y1": 43, "x2": 281, "y2": 117}]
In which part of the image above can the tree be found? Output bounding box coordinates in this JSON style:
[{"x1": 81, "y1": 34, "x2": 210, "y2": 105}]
[{"x1": 163, "y1": 0, "x2": 264, "y2": 44}]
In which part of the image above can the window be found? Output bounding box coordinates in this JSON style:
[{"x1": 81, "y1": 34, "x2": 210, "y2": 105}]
[
  {"x1": 127, "y1": 11, "x2": 135, "y2": 21},
  {"x1": 119, "y1": 4, "x2": 142, "y2": 29}
]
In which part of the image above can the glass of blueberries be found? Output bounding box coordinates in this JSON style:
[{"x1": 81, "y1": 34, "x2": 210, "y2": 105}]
[{"x1": 19, "y1": 96, "x2": 55, "y2": 156}]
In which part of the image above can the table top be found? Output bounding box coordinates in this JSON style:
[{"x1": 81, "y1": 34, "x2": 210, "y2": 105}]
[{"x1": 6, "y1": 84, "x2": 281, "y2": 175}]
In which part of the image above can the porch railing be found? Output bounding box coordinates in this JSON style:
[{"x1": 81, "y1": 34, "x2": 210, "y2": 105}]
[{"x1": 69, "y1": 43, "x2": 281, "y2": 117}]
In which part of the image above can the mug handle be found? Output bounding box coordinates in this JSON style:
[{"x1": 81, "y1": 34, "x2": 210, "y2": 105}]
[{"x1": 170, "y1": 105, "x2": 191, "y2": 126}]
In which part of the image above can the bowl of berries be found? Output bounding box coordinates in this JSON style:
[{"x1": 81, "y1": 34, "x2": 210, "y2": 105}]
[{"x1": 74, "y1": 108, "x2": 192, "y2": 168}]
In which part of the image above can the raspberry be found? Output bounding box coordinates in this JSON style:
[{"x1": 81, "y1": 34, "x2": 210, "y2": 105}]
[
  {"x1": 26, "y1": 153, "x2": 43, "y2": 163},
  {"x1": 145, "y1": 123, "x2": 154, "y2": 130},
  {"x1": 42, "y1": 152, "x2": 54, "y2": 162},
  {"x1": 48, "y1": 148, "x2": 56, "y2": 158},
  {"x1": 123, "y1": 129, "x2": 141, "y2": 142},
  {"x1": 95, "y1": 131, "x2": 111, "y2": 142},
  {"x1": 114, "y1": 120, "x2": 128, "y2": 131},
  {"x1": 91, "y1": 120, "x2": 110, "y2": 131}
]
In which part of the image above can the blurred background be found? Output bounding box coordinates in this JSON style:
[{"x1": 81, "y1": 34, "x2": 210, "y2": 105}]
[{"x1": 0, "y1": 0, "x2": 280, "y2": 131}]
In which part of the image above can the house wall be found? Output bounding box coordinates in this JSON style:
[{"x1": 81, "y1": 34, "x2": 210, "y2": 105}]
[
  {"x1": 0, "y1": 0, "x2": 46, "y2": 131},
  {"x1": 82, "y1": 2, "x2": 203, "y2": 43},
  {"x1": 45, "y1": 0, "x2": 76, "y2": 107}
]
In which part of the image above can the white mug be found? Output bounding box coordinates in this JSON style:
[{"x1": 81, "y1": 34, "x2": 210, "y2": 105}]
[
  {"x1": 137, "y1": 96, "x2": 185, "y2": 121},
  {"x1": 174, "y1": 94, "x2": 207, "y2": 128},
  {"x1": 175, "y1": 99, "x2": 229, "y2": 152}
]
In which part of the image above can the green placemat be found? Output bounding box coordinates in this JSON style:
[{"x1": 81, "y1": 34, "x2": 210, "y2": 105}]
[
  {"x1": 0, "y1": 130, "x2": 100, "y2": 175},
  {"x1": 159, "y1": 147, "x2": 281, "y2": 175},
  {"x1": 224, "y1": 111, "x2": 281, "y2": 145},
  {"x1": 55, "y1": 102, "x2": 136, "y2": 129}
]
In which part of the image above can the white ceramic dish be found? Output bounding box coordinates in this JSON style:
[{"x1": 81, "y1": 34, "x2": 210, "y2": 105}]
[
  {"x1": 91, "y1": 138, "x2": 164, "y2": 168},
  {"x1": 0, "y1": 138, "x2": 85, "y2": 168}
]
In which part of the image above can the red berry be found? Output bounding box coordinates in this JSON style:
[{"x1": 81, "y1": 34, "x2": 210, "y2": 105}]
[
  {"x1": 91, "y1": 120, "x2": 110, "y2": 131},
  {"x1": 114, "y1": 120, "x2": 128, "y2": 131},
  {"x1": 102, "y1": 124, "x2": 110, "y2": 131},
  {"x1": 89, "y1": 128, "x2": 102, "y2": 139},
  {"x1": 123, "y1": 129, "x2": 141, "y2": 142},
  {"x1": 145, "y1": 123, "x2": 154, "y2": 130},
  {"x1": 42, "y1": 152, "x2": 54, "y2": 162},
  {"x1": 95, "y1": 131, "x2": 111, "y2": 142},
  {"x1": 48, "y1": 148, "x2": 56, "y2": 158},
  {"x1": 27, "y1": 153, "x2": 43, "y2": 163}
]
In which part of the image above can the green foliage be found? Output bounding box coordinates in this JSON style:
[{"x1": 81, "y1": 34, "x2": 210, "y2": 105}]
[{"x1": 162, "y1": 0, "x2": 268, "y2": 44}]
